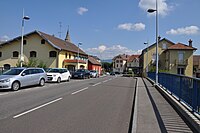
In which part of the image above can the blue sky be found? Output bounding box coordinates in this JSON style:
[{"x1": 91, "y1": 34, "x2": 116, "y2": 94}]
[{"x1": 0, "y1": 0, "x2": 200, "y2": 59}]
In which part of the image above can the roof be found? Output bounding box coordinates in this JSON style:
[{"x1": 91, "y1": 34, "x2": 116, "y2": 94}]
[
  {"x1": 127, "y1": 55, "x2": 140, "y2": 62},
  {"x1": 142, "y1": 38, "x2": 175, "y2": 53},
  {"x1": 88, "y1": 56, "x2": 101, "y2": 66},
  {"x1": 193, "y1": 55, "x2": 200, "y2": 66},
  {"x1": 0, "y1": 30, "x2": 87, "y2": 56},
  {"x1": 167, "y1": 43, "x2": 197, "y2": 50},
  {"x1": 113, "y1": 54, "x2": 130, "y2": 60}
]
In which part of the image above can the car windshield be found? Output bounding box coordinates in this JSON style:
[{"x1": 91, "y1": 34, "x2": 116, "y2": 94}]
[
  {"x1": 48, "y1": 69, "x2": 60, "y2": 73},
  {"x1": 76, "y1": 69, "x2": 85, "y2": 72},
  {"x1": 2, "y1": 68, "x2": 24, "y2": 75}
]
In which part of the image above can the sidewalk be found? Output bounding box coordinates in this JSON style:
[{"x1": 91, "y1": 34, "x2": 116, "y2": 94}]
[{"x1": 133, "y1": 77, "x2": 193, "y2": 133}]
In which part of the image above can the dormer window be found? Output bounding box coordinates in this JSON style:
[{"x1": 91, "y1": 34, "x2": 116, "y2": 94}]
[{"x1": 41, "y1": 39, "x2": 45, "y2": 44}]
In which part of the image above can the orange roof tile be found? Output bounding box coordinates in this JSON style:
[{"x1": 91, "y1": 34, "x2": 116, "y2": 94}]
[{"x1": 167, "y1": 43, "x2": 197, "y2": 50}]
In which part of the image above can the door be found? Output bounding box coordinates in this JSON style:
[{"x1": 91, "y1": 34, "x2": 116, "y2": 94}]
[{"x1": 21, "y1": 69, "x2": 33, "y2": 86}]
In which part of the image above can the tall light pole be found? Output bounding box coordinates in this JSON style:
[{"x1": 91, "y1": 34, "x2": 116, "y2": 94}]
[
  {"x1": 147, "y1": 0, "x2": 158, "y2": 85},
  {"x1": 144, "y1": 42, "x2": 149, "y2": 74},
  {"x1": 20, "y1": 9, "x2": 30, "y2": 67},
  {"x1": 77, "y1": 42, "x2": 82, "y2": 69}
]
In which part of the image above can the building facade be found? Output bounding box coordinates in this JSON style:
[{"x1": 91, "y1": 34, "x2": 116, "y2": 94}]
[
  {"x1": 140, "y1": 38, "x2": 197, "y2": 77},
  {"x1": 112, "y1": 54, "x2": 130, "y2": 73},
  {"x1": 0, "y1": 30, "x2": 88, "y2": 72},
  {"x1": 88, "y1": 56, "x2": 102, "y2": 75}
]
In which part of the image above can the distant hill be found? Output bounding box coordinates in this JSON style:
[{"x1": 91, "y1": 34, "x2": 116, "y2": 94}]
[{"x1": 101, "y1": 59, "x2": 112, "y2": 63}]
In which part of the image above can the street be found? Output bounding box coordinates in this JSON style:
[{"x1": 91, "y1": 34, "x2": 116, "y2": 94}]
[{"x1": 0, "y1": 76, "x2": 136, "y2": 133}]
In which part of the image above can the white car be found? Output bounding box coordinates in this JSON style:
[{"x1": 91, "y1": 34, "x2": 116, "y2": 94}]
[{"x1": 47, "y1": 68, "x2": 71, "y2": 83}]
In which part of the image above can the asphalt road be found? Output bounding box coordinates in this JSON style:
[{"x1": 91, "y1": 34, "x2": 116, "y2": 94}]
[{"x1": 0, "y1": 76, "x2": 136, "y2": 133}]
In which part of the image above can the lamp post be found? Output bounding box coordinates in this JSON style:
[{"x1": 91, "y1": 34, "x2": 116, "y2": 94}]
[
  {"x1": 147, "y1": 0, "x2": 158, "y2": 85},
  {"x1": 20, "y1": 9, "x2": 30, "y2": 67},
  {"x1": 77, "y1": 42, "x2": 82, "y2": 69},
  {"x1": 144, "y1": 42, "x2": 149, "y2": 74}
]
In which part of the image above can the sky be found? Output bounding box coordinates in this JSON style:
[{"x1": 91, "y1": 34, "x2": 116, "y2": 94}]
[{"x1": 0, "y1": 0, "x2": 200, "y2": 59}]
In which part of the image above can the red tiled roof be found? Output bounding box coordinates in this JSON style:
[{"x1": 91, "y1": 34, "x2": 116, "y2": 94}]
[
  {"x1": 113, "y1": 54, "x2": 130, "y2": 60},
  {"x1": 88, "y1": 56, "x2": 101, "y2": 65},
  {"x1": 127, "y1": 55, "x2": 140, "y2": 62},
  {"x1": 63, "y1": 59, "x2": 86, "y2": 64},
  {"x1": 167, "y1": 43, "x2": 197, "y2": 50},
  {"x1": 38, "y1": 31, "x2": 87, "y2": 55}
]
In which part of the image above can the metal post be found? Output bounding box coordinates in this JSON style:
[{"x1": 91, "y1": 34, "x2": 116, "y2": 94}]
[
  {"x1": 20, "y1": 10, "x2": 25, "y2": 67},
  {"x1": 155, "y1": 0, "x2": 159, "y2": 85},
  {"x1": 77, "y1": 42, "x2": 82, "y2": 70}
]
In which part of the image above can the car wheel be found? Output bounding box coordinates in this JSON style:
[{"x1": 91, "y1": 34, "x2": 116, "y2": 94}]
[
  {"x1": 67, "y1": 76, "x2": 70, "y2": 82},
  {"x1": 12, "y1": 81, "x2": 20, "y2": 91},
  {"x1": 57, "y1": 77, "x2": 61, "y2": 83},
  {"x1": 39, "y1": 78, "x2": 45, "y2": 86}
]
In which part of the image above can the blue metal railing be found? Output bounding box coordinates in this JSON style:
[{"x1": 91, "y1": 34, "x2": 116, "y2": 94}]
[{"x1": 148, "y1": 72, "x2": 200, "y2": 114}]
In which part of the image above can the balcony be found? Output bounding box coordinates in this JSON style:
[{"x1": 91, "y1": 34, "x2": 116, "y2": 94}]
[{"x1": 175, "y1": 59, "x2": 188, "y2": 66}]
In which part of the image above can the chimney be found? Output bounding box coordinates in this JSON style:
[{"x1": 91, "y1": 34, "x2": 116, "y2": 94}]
[
  {"x1": 189, "y1": 39, "x2": 192, "y2": 47},
  {"x1": 158, "y1": 36, "x2": 161, "y2": 41}
]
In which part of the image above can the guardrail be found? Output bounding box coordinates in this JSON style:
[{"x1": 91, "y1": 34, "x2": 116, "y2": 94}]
[{"x1": 148, "y1": 72, "x2": 200, "y2": 114}]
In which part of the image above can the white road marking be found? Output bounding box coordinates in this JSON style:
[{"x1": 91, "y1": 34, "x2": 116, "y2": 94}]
[
  {"x1": 0, "y1": 93, "x2": 10, "y2": 96},
  {"x1": 71, "y1": 87, "x2": 89, "y2": 95},
  {"x1": 13, "y1": 97, "x2": 63, "y2": 119},
  {"x1": 92, "y1": 82, "x2": 101, "y2": 87},
  {"x1": 103, "y1": 80, "x2": 108, "y2": 83}
]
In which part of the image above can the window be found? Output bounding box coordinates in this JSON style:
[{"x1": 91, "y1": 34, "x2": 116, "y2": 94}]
[
  {"x1": 65, "y1": 53, "x2": 68, "y2": 58},
  {"x1": 23, "y1": 40, "x2": 27, "y2": 45},
  {"x1": 13, "y1": 51, "x2": 19, "y2": 57},
  {"x1": 120, "y1": 60, "x2": 123, "y2": 63},
  {"x1": 120, "y1": 64, "x2": 122, "y2": 67},
  {"x1": 41, "y1": 39, "x2": 45, "y2": 44},
  {"x1": 116, "y1": 64, "x2": 118, "y2": 68},
  {"x1": 49, "y1": 51, "x2": 57, "y2": 57},
  {"x1": 162, "y1": 43, "x2": 167, "y2": 49},
  {"x1": 116, "y1": 60, "x2": 119, "y2": 63},
  {"x1": 30, "y1": 51, "x2": 37, "y2": 57},
  {"x1": 0, "y1": 52, "x2": 2, "y2": 57},
  {"x1": 178, "y1": 51, "x2": 184, "y2": 63},
  {"x1": 69, "y1": 54, "x2": 71, "y2": 59},
  {"x1": 177, "y1": 68, "x2": 185, "y2": 75}
]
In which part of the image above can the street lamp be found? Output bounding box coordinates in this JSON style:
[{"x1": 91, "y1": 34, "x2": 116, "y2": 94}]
[
  {"x1": 20, "y1": 10, "x2": 30, "y2": 67},
  {"x1": 147, "y1": 0, "x2": 159, "y2": 85},
  {"x1": 144, "y1": 42, "x2": 149, "y2": 74},
  {"x1": 77, "y1": 42, "x2": 82, "y2": 69}
]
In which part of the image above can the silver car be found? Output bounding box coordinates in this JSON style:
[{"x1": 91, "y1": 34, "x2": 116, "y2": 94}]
[{"x1": 0, "y1": 68, "x2": 47, "y2": 91}]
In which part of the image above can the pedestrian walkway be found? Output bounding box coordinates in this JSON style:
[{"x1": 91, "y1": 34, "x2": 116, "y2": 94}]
[{"x1": 133, "y1": 77, "x2": 194, "y2": 133}]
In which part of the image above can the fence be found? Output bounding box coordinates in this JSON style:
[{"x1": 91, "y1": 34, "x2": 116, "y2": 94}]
[{"x1": 148, "y1": 72, "x2": 200, "y2": 114}]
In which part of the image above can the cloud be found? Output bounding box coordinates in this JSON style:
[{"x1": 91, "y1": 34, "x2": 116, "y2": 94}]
[
  {"x1": 139, "y1": 0, "x2": 171, "y2": 16},
  {"x1": 166, "y1": 26, "x2": 199, "y2": 35},
  {"x1": 77, "y1": 7, "x2": 88, "y2": 15},
  {"x1": 118, "y1": 23, "x2": 145, "y2": 31},
  {"x1": 0, "y1": 35, "x2": 9, "y2": 42},
  {"x1": 85, "y1": 44, "x2": 142, "y2": 59}
]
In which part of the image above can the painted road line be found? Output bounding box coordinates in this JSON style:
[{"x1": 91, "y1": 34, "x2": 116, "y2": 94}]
[
  {"x1": 103, "y1": 80, "x2": 108, "y2": 83},
  {"x1": 13, "y1": 97, "x2": 63, "y2": 119},
  {"x1": 71, "y1": 87, "x2": 89, "y2": 95},
  {"x1": 92, "y1": 82, "x2": 101, "y2": 87}
]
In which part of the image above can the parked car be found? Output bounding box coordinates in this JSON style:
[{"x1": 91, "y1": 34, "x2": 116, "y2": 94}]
[
  {"x1": 72, "y1": 69, "x2": 90, "y2": 79},
  {"x1": 89, "y1": 70, "x2": 99, "y2": 78},
  {"x1": 47, "y1": 68, "x2": 71, "y2": 83},
  {"x1": 110, "y1": 72, "x2": 116, "y2": 76},
  {"x1": 0, "y1": 68, "x2": 47, "y2": 91}
]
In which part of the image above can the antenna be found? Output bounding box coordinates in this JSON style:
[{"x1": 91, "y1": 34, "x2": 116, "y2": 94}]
[{"x1": 58, "y1": 22, "x2": 62, "y2": 38}]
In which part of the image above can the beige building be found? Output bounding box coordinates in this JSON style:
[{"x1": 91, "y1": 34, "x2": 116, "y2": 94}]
[
  {"x1": 112, "y1": 54, "x2": 130, "y2": 73},
  {"x1": 0, "y1": 30, "x2": 88, "y2": 71},
  {"x1": 140, "y1": 38, "x2": 197, "y2": 77}
]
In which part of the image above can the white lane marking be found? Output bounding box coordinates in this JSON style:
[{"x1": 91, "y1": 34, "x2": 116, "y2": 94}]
[
  {"x1": 0, "y1": 93, "x2": 10, "y2": 96},
  {"x1": 103, "y1": 80, "x2": 108, "y2": 83},
  {"x1": 71, "y1": 87, "x2": 89, "y2": 95},
  {"x1": 92, "y1": 82, "x2": 101, "y2": 87},
  {"x1": 13, "y1": 97, "x2": 63, "y2": 119}
]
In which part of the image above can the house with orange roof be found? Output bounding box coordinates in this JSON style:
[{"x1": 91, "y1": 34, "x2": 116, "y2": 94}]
[
  {"x1": 127, "y1": 55, "x2": 141, "y2": 74},
  {"x1": 0, "y1": 30, "x2": 88, "y2": 72},
  {"x1": 140, "y1": 37, "x2": 197, "y2": 77}
]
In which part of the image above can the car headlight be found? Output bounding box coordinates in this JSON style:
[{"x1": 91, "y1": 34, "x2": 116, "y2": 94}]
[
  {"x1": 0, "y1": 79, "x2": 10, "y2": 83},
  {"x1": 53, "y1": 75, "x2": 57, "y2": 77}
]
